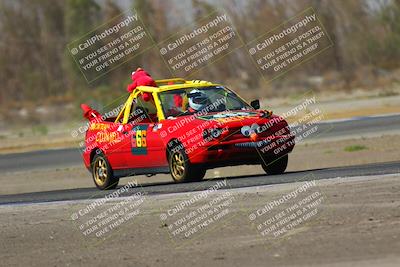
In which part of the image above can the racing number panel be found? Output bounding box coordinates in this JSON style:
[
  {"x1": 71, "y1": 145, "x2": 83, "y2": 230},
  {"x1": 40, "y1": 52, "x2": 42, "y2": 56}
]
[{"x1": 131, "y1": 125, "x2": 148, "y2": 155}]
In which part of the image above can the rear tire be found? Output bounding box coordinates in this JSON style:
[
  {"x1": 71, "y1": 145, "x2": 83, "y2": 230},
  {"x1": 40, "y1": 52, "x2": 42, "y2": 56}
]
[
  {"x1": 91, "y1": 153, "x2": 119, "y2": 190},
  {"x1": 262, "y1": 154, "x2": 288, "y2": 175},
  {"x1": 168, "y1": 144, "x2": 206, "y2": 182}
]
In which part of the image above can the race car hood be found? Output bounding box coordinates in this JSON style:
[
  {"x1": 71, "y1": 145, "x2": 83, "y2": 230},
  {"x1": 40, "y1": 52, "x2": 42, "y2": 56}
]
[
  {"x1": 198, "y1": 110, "x2": 289, "y2": 141},
  {"x1": 162, "y1": 110, "x2": 289, "y2": 141},
  {"x1": 195, "y1": 110, "x2": 271, "y2": 126}
]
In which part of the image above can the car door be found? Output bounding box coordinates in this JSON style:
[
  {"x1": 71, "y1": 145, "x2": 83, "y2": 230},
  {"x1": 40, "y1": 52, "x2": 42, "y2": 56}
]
[
  {"x1": 119, "y1": 92, "x2": 167, "y2": 169},
  {"x1": 127, "y1": 122, "x2": 166, "y2": 168}
]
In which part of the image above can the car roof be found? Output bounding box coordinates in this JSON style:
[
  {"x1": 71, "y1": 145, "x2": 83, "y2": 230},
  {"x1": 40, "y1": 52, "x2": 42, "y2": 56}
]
[{"x1": 134, "y1": 78, "x2": 221, "y2": 94}]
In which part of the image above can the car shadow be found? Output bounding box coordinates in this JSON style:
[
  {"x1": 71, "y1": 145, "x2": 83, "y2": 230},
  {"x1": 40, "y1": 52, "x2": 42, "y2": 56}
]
[{"x1": 127, "y1": 167, "x2": 327, "y2": 189}]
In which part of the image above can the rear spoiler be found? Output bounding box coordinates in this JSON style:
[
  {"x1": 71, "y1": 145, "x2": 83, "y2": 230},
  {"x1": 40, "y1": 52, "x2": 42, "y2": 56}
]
[{"x1": 81, "y1": 104, "x2": 101, "y2": 121}]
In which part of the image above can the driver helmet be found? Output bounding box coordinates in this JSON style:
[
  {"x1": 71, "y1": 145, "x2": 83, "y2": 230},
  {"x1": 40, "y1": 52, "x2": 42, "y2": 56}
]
[{"x1": 188, "y1": 89, "x2": 210, "y2": 111}]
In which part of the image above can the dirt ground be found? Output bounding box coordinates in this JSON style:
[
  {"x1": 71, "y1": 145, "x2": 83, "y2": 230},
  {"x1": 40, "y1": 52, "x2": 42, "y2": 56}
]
[
  {"x1": 1, "y1": 134, "x2": 399, "y2": 195},
  {"x1": 0, "y1": 174, "x2": 399, "y2": 266}
]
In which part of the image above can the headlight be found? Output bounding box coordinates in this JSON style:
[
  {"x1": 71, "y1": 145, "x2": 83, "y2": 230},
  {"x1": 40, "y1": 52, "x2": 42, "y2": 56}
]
[
  {"x1": 240, "y1": 126, "x2": 251, "y2": 137},
  {"x1": 251, "y1": 123, "x2": 261, "y2": 133},
  {"x1": 210, "y1": 128, "x2": 222, "y2": 138},
  {"x1": 203, "y1": 128, "x2": 222, "y2": 140},
  {"x1": 241, "y1": 124, "x2": 261, "y2": 137}
]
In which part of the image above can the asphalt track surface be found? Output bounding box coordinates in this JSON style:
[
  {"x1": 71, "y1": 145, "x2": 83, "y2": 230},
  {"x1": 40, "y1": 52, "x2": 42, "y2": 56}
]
[
  {"x1": 1, "y1": 114, "x2": 400, "y2": 174},
  {"x1": 0, "y1": 114, "x2": 399, "y2": 205},
  {"x1": 0, "y1": 161, "x2": 399, "y2": 205}
]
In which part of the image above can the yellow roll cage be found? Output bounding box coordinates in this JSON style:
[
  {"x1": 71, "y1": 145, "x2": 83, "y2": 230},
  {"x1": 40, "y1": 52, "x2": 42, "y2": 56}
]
[
  {"x1": 114, "y1": 78, "x2": 250, "y2": 124},
  {"x1": 115, "y1": 78, "x2": 217, "y2": 124}
]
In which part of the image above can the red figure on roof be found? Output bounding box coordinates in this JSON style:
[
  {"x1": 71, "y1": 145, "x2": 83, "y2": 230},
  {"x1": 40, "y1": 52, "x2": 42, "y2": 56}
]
[{"x1": 126, "y1": 67, "x2": 157, "y2": 93}]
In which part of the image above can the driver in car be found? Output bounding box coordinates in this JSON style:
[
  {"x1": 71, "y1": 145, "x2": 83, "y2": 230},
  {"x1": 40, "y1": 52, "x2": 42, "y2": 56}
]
[{"x1": 187, "y1": 89, "x2": 212, "y2": 113}]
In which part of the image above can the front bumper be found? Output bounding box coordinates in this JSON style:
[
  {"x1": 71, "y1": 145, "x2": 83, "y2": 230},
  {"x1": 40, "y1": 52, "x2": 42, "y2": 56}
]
[{"x1": 189, "y1": 134, "x2": 295, "y2": 165}]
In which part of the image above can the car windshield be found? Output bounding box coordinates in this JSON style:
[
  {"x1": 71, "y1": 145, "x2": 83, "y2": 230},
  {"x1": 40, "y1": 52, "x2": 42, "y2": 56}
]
[{"x1": 159, "y1": 86, "x2": 252, "y2": 118}]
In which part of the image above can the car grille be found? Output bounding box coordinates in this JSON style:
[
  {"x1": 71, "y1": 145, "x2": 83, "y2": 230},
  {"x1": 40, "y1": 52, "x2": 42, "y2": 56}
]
[{"x1": 234, "y1": 141, "x2": 269, "y2": 148}]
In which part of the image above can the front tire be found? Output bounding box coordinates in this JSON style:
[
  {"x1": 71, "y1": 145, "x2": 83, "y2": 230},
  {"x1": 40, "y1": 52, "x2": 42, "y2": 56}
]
[
  {"x1": 91, "y1": 153, "x2": 119, "y2": 190},
  {"x1": 168, "y1": 145, "x2": 206, "y2": 182},
  {"x1": 262, "y1": 154, "x2": 288, "y2": 175}
]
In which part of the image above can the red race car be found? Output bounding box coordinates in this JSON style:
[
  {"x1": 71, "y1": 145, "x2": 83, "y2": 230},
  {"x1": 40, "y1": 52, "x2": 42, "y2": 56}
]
[{"x1": 81, "y1": 78, "x2": 295, "y2": 189}]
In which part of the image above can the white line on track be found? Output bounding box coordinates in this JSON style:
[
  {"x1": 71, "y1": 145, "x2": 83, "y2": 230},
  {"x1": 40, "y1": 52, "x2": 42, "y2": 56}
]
[{"x1": 316, "y1": 112, "x2": 400, "y2": 124}]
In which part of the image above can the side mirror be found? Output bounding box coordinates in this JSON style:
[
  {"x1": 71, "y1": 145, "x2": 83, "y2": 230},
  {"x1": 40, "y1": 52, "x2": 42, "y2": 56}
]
[{"x1": 250, "y1": 99, "x2": 260, "y2": 109}]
